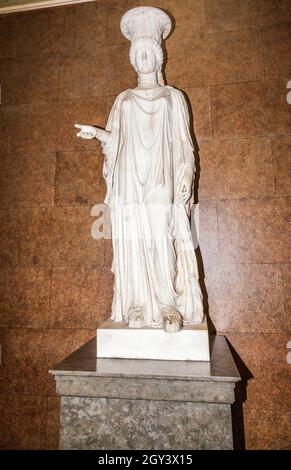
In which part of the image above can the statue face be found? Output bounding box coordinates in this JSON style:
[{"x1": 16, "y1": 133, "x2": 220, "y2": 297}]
[{"x1": 134, "y1": 46, "x2": 157, "y2": 74}]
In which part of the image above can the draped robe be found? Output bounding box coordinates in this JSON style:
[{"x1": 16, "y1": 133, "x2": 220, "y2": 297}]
[{"x1": 101, "y1": 85, "x2": 204, "y2": 327}]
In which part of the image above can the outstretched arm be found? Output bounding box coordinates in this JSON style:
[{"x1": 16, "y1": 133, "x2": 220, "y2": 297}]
[{"x1": 75, "y1": 124, "x2": 111, "y2": 144}]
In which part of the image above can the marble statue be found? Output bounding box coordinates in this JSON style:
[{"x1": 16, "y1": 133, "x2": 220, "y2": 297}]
[{"x1": 75, "y1": 6, "x2": 204, "y2": 333}]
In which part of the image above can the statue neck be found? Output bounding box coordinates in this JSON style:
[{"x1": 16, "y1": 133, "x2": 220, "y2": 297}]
[{"x1": 137, "y1": 72, "x2": 159, "y2": 88}]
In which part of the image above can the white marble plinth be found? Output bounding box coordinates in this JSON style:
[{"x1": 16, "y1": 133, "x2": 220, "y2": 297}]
[{"x1": 96, "y1": 319, "x2": 210, "y2": 361}]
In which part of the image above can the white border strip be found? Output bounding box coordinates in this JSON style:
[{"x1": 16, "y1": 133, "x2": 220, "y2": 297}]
[{"x1": 0, "y1": 0, "x2": 96, "y2": 15}]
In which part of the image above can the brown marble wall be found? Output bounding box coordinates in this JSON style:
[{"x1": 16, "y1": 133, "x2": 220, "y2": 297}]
[{"x1": 0, "y1": 0, "x2": 290, "y2": 450}]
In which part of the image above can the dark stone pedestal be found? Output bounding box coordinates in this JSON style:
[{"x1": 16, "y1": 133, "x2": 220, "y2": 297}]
[{"x1": 50, "y1": 336, "x2": 240, "y2": 450}]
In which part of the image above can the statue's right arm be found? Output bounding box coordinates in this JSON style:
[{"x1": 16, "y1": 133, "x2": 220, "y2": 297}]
[{"x1": 74, "y1": 124, "x2": 111, "y2": 144}]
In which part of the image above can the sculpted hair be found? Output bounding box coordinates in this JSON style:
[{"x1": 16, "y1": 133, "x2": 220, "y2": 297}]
[{"x1": 129, "y1": 37, "x2": 164, "y2": 85}]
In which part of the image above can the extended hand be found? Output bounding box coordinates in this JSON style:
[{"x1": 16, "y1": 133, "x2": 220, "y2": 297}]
[
  {"x1": 75, "y1": 124, "x2": 111, "y2": 143},
  {"x1": 75, "y1": 124, "x2": 97, "y2": 139}
]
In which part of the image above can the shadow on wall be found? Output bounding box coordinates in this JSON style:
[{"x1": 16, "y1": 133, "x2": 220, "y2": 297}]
[
  {"x1": 181, "y1": 86, "x2": 216, "y2": 336},
  {"x1": 226, "y1": 338, "x2": 254, "y2": 450}
]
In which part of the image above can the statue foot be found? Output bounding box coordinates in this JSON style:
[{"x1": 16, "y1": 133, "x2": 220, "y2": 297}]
[
  {"x1": 162, "y1": 308, "x2": 183, "y2": 333},
  {"x1": 128, "y1": 308, "x2": 145, "y2": 328}
]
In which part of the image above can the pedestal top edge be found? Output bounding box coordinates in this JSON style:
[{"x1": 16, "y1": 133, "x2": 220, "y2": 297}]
[{"x1": 49, "y1": 335, "x2": 241, "y2": 382}]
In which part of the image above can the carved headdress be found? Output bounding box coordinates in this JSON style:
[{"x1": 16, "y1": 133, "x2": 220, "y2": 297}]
[
  {"x1": 120, "y1": 6, "x2": 172, "y2": 85},
  {"x1": 120, "y1": 6, "x2": 171, "y2": 43}
]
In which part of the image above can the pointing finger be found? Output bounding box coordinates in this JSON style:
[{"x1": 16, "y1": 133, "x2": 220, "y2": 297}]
[{"x1": 75, "y1": 124, "x2": 82, "y2": 129}]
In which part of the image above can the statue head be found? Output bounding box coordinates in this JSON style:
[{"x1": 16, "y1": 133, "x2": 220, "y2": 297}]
[
  {"x1": 129, "y1": 37, "x2": 163, "y2": 75},
  {"x1": 120, "y1": 6, "x2": 172, "y2": 85}
]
